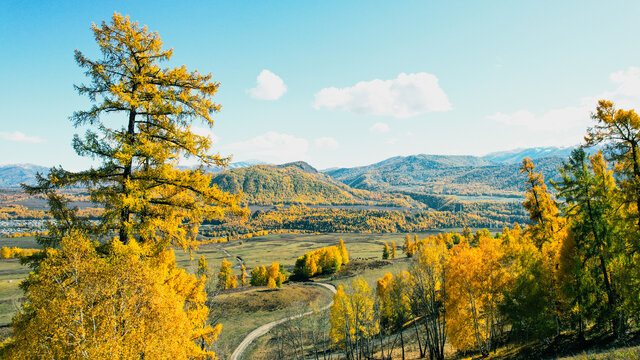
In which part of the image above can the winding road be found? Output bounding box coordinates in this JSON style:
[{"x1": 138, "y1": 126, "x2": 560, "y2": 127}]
[{"x1": 229, "y1": 282, "x2": 337, "y2": 360}]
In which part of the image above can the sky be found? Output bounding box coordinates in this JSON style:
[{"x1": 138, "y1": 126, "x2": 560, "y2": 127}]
[{"x1": 2, "y1": 1, "x2": 640, "y2": 170}]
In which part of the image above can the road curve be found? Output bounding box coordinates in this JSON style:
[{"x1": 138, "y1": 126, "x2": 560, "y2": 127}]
[{"x1": 229, "y1": 282, "x2": 337, "y2": 360}]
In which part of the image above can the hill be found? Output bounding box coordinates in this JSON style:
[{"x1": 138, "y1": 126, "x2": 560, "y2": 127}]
[
  {"x1": 210, "y1": 162, "x2": 417, "y2": 207},
  {"x1": 0, "y1": 164, "x2": 49, "y2": 188},
  {"x1": 483, "y1": 146, "x2": 576, "y2": 164},
  {"x1": 326, "y1": 154, "x2": 564, "y2": 197}
]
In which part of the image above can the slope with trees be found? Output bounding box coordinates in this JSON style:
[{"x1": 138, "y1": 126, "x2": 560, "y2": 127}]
[{"x1": 1, "y1": 13, "x2": 242, "y2": 359}]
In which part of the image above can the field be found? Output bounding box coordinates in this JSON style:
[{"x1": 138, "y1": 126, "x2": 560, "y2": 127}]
[
  {"x1": 173, "y1": 231, "x2": 441, "y2": 276},
  {"x1": 0, "y1": 232, "x2": 430, "y2": 329},
  {"x1": 210, "y1": 283, "x2": 334, "y2": 358}
]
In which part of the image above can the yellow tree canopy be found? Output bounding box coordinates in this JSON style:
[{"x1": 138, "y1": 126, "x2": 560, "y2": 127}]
[
  {"x1": 26, "y1": 12, "x2": 245, "y2": 250},
  {"x1": 3, "y1": 231, "x2": 220, "y2": 359}
]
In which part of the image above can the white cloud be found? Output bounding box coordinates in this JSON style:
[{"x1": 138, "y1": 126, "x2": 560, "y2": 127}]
[
  {"x1": 486, "y1": 106, "x2": 588, "y2": 132},
  {"x1": 386, "y1": 138, "x2": 399, "y2": 145},
  {"x1": 0, "y1": 131, "x2": 46, "y2": 143},
  {"x1": 314, "y1": 137, "x2": 339, "y2": 150},
  {"x1": 313, "y1": 72, "x2": 452, "y2": 118},
  {"x1": 369, "y1": 122, "x2": 390, "y2": 133},
  {"x1": 486, "y1": 66, "x2": 640, "y2": 133},
  {"x1": 247, "y1": 70, "x2": 287, "y2": 100},
  {"x1": 226, "y1": 131, "x2": 308, "y2": 164},
  {"x1": 190, "y1": 126, "x2": 218, "y2": 143}
]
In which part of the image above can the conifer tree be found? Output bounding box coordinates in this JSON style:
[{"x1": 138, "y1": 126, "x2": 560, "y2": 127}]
[
  {"x1": 25, "y1": 12, "x2": 245, "y2": 249},
  {"x1": 338, "y1": 238, "x2": 349, "y2": 265},
  {"x1": 382, "y1": 242, "x2": 390, "y2": 259},
  {"x1": 197, "y1": 254, "x2": 210, "y2": 278},
  {"x1": 240, "y1": 264, "x2": 247, "y2": 286},
  {"x1": 586, "y1": 100, "x2": 640, "y2": 233},
  {"x1": 218, "y1": 258, "x2": 236, "y2": 290}
]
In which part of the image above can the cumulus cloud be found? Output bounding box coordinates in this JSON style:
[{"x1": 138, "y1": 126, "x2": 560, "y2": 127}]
[
  {"x1": 313, "y1": 72, "x2": 452, "y2": 118},
  {"x1": 247, "y1": 70, "x2": 287, "y2": 100},
  {"x1": 226, "y1": 131, "x2": 308, "y2": 164},
  {"x1": 486, "y1": 66, "x2": 640, "y2": 133},
  {"x1": 369, "y1": 122, "x2": 390, "y2": 133},
  {"x1": 314, "y1": 137, "x2": 339, "y2": 150},
  {"x1": 0, "y1": 131, "x2": 46, "y2": 143}
]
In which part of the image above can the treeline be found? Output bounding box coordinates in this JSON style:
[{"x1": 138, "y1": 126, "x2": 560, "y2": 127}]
[
  {"x1": 0, "y1": 247, "x2": 39, "y2": 259},
  {"x1": 0, "y1": 204, "x2": 103, "y2": 220},
  {"x1": 292, "y1": 239, "x2": 349, "y2": 279},
  {"x1": 205, "y1": 204, "x2": 525, "y2": 235},
  {"x1": 328, "y1": 101, "x2": 640, "y2": 358}
]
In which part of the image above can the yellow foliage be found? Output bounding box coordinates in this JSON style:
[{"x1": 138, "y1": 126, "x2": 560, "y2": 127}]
[
  {"x1": 3, "y1": 231, "x2": 219, "y2": 359},
  {"x1": 293, "y1": 241, "x2": 348, "y2": 279}
]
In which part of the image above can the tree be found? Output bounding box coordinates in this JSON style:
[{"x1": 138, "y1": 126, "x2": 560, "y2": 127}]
[
  {"x1": 521, "y1": 158, "x2": 561, "y2": 247},
  {"x1": 197, "y1": 254, "x2": 211, "y2": 278},
  {"x1": 250, "y1": 265, "x2": 268, "y2": 286},
  {"x1": 382, "y1": 243, "x2": 390, "y2": 259},
  {"x1": 25, "y1": 12, "x2": 244, "y2": 249},
  {"x1": 403, "y1": 234, "x2": 415, "y2": 257},
  {"x1": 3, "y1": 231, "x2": 221, "y2": 359},
  {"x1": 7, "y1": 13, "x2": 238, "y2": 358},
  {"x1": 293, "y1": 243, "x2": 347, "y2": 279},
  {"x1": 499, "y1": 227, "x2": 556, "y2": 341},
  {"x1": 240, "y1": 264, "x2": 247, "y2": 286},
  {"x1": 339, "y1": 238, "x2": 349, "y2": 265},
  {"x1": 330, "y1": 278, "x2": 378, "y2": 360},
  {"x1": 446, "y1": 235, "x2": 510, "y2": 354},
  {"x1": 377, "y1": 271, "x2": 413, "y2": 360},
  {"x1": 390, "y1": 241, "x2": 397, "y2": 259},
  {"x1": 267, "y1": 262, "x2": 286, "y2": 288},
  {"x1": 410, "y1": 238, "x2": 447, "y2": 360},
  {"x1": 585, "y1": 100, "x2": 640, "y2": 233},
  {"x1": 218, "y1": 258, "x2": 237, "y2": 290},
  {"x1": 554, "y1": 148, "x2": 623, "y2": 335}
]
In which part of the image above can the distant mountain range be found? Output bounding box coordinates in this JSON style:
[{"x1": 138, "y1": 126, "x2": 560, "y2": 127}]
[
  {"x1": 0, "y1": 147, "x2": 578, "y2": 200},
  {"x1": 326, "y1": 154, "x2": 564, "y2": 197},
  {"x1": 0, "y1": 161, "x2": 267, "y2": 188},
  {"x1": 0, "y1": 164, "x2": 49, "y2": 188},
  {"x1": 482, "y1": 146, "x2": 576, "y2": 164}
]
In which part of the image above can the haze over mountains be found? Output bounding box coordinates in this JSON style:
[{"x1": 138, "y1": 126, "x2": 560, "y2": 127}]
[{"x1": 1, "y1": 146, "x2": 577, "y2": 198}]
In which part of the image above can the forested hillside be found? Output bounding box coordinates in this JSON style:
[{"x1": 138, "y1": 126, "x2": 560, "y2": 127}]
[
  {"x1": 211, "y1": 161, "x2": 418, "y2": 207},
  {"x1": 0, "y1": 164, "x2": 48, "y2": 188},
  {"x1": 326, "y1": 154, "x2": 564, "y2": 196}
]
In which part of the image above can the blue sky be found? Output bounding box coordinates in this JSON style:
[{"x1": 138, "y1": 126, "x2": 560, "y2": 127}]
[{"x1": 2, "y1": 1, "x2": 640, "y2": 170}]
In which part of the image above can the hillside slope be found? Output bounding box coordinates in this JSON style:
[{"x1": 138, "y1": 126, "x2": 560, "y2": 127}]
[
  {"x1": 211, "y1": 162, "x2": 417, "y2": 207},
  {"x1": 326, "y1": 154, "x2": 563, "y2": 196},
  {"x1": 0, "y1": 164, "x2": 49, "y2": 188}
]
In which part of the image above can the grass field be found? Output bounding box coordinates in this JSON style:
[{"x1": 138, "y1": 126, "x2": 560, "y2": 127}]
[
  {"x1": 174, "y1": 231, "x2": 440, "y2": 275},
  {"x1": 0, "y1": 232, "x2": 425, "y2": 328},
  {"x1": 210, "y1": 283, "x2": 334, "y2": 358},
  {"x1": 243, "y1": 257, "x2": 414, "y2": 360}
]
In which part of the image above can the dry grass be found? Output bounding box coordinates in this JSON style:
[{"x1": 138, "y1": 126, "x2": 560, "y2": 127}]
[{"x1": 209, "y1": 283, "x2": 333, "y2": 359}]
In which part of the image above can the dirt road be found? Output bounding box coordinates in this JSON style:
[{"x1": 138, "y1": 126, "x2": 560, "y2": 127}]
[{"x1": 229, "y1": 282, "x2": 337, "y2": 360}]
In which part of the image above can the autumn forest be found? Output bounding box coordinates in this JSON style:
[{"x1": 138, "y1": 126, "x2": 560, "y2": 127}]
[{"x1": 2, "y1": 7, "x2": 640, "y2": 360}]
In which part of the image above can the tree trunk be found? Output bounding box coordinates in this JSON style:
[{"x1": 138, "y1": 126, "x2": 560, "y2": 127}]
[{"x1": 119, "y1": 107, "x2": 137, "y2": 244}]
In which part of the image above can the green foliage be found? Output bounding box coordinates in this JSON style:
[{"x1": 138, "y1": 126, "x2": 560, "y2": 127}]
[
  {"x1": 211, "y1": 162, "x2": 417, "y2": 207},
  {"x1": 328, "y1": 154, "x2": 563, "y2": 196}
]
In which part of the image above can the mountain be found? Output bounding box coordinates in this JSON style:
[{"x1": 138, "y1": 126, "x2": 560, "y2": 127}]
[
  {"x1": 179, "y1": 160, "x2": 267, "y2": 173},
  {"x1": 326, "y1": 154, "x2": 563, "y2": 196},
  {"x1": 0, "y1": 164, "x2": 49, "y2": 188},
  {"x1": 483, "y1": 146, "x2": 576, "y2": 164},
  {"x1": 210, "y1": 161, "x2": 416, "y2": 207}
]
